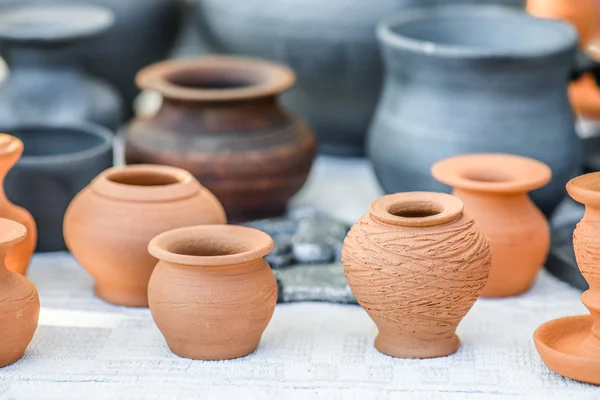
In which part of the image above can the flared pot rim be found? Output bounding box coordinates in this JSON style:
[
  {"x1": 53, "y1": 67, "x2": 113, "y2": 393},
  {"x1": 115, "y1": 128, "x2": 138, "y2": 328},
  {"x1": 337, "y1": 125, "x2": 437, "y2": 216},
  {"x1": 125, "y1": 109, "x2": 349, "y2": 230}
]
[{"x1": 567, "y1": 172, "x2": 600, "y2": 208}]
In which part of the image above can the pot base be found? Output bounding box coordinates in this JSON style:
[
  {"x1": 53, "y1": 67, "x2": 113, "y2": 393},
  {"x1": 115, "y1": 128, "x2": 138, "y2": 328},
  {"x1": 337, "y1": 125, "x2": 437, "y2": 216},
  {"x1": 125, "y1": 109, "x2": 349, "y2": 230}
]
[
  {"x1": 166, "y1": 338, "x2": 261, "y2": 361},
  {"x1": 374, "y1": 332, "x2": 460, "y2": 359},
  {"x1": 0, "y1": 351, "x2": 25, "y2": 368},
  {"x1": 534, "y1": 315, "x2": 600, "y2": 385},
  {"x1": 95, "y1": 285, "x2": 148, "y2": 307}
]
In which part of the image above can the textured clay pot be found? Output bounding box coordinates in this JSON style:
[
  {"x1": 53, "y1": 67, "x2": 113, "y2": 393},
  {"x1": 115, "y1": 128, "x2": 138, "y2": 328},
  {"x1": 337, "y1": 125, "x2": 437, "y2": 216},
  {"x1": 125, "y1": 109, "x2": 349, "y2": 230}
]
[
  {"x1": 3, "y1": 124, "x2": 113, "y2": 252},
  {"x1": 125, "y1": 56, "x2": 316, "y2": 222},
  {"x1": 534, "y1": 172, "x2": 600, "y2": 385},
  {"x1": 341, "y1": 192, "x2": 492, "y2": 358},
  {"x1": 368, "y1": 6, "x2": 581, "y2": 217},
  {"x1": 0, "y1": 134, "x2": 36, "y2": 275},
  {"x1": 0, "y1": 218, "x2": 39, "y2": 367},
  {"x1": 432, "y1": 154, "x2": 551, "y2": 298},
  {"x1": 63, "y1": 164, "x2": 227, "y2": 307},
  {"x1": 0, "y1": 3, "x2": 123, "y2": 130},
  {"x1": 194, "y1": 0, "x2": 525, "y2": 156},
  {"x1": 148, "y1": 224, "x2": 277, "y2": 360}
]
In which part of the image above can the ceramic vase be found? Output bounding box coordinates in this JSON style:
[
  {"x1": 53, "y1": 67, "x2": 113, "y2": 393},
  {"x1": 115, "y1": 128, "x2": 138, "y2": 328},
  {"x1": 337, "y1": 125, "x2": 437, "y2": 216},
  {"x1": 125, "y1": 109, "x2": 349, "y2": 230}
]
[
  {"x1": 534, "y1": 172, "x2": 600, "y2": 385},
  {"x1": 125, "y1": 56, "x2": 316, "y2": 222},
  {"x1": 341, "y1": 192, "x2": 492, "y2": 358},
  {"x1": 3, "y1": 124, "x2": 113, "y2": 252},
  {"x1": 0, "y1": 218, "x2": 39, "y2": 367},
  {"x1": 368, "y1": 5, "x2": 581, "y2": 217},
  {"x1": 0, "y1": 134, "x2": 36, "y2": 275},
  {"x1": 0, "y1": 3, "x2": 123, "y2": 130},
  {"x1": 194, "y1": 0, "x2": 525, "y2": 156},
  {"x1": 432, "y1": 154, "x2": 551, "y2": 297},
  {"x1": 63, "y1": 164, "x2": 227, "y2": 307},
  {"x1": 148, "y1": 224, "x2": 277, "y2": 360}
]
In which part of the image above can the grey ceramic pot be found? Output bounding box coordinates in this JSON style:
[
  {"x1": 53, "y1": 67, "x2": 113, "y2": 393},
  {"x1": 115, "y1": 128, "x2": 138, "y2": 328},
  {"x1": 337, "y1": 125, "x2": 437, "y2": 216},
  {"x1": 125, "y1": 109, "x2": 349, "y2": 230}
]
[
  {"x1": 194, "y1": 0, "x2": 525, "y2": 156},
  {"x1": 0, "y1": 3, "x2": 123, "y2": 130},
  {"x1": 4, "y1": 123, "x2": 113, "y2": 252},
  {"x1": 368, "y1": 5, "x2": 582, "y2": 217}
]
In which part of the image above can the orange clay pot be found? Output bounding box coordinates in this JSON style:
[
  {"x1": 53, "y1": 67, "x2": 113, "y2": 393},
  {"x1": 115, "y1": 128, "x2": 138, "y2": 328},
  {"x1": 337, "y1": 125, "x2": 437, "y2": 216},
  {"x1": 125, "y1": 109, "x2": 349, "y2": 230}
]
[
  {"x1": 0, "y1": 134, "x2": 36, "y2": 275},
  {"x1": 432, "y1": 154, "x2": 551, "y2": 298},
  {"x1": 0, "y1": 218, "x2": 39, "y2": 367},
  {"x1": 534, "y1": 172, "x2": 600, "y2": 385},
  {"x1": 341, "y1": 192, "x2": 491, "y2": 358},
  {"x1": 63, "y1": 164, "x2": 227, "y2": 307},
  {"x1": 148, "y1": 225, "x2": 277, "y2": 360}
]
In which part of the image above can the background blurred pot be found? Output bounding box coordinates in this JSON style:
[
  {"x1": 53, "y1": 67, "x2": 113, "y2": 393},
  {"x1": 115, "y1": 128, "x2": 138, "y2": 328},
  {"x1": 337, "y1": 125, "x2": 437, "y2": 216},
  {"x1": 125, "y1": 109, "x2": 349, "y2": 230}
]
[
  {"x1": 194, "y1": 0, "x2": 525, "y2": 156},
  {"x1": 4, "y1": 123, "x2": 113, "y2": 252}
]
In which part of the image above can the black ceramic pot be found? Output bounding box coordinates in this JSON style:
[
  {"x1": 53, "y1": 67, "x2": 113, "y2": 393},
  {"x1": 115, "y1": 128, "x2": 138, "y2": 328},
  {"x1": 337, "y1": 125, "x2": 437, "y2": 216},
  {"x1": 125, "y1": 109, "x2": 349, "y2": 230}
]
[
  {"x1": 3, "y1": 123, "x2": 114, "y2": 252},
  {"x1": 0, "y1": 3, "x2": 123, "y2": 130}
]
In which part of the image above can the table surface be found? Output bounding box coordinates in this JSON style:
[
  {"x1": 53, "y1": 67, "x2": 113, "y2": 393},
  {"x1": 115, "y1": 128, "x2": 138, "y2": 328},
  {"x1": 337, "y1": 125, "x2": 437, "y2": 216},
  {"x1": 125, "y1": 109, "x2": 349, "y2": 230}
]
[{"x1": 1, "y1": 156, "x2": 598, "y2": 399}]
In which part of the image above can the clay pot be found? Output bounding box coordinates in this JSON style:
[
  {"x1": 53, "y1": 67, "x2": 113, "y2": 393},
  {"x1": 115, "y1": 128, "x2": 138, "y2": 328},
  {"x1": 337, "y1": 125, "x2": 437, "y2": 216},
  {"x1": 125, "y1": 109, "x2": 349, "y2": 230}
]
[
  {"x1": 534, "y1": 172, "x2": 600, "y2": 385},
  {"x1": 0, "y1": 134, "x2": 36, "y2": 275},
  {"x1": 148, "y1": 224, "x2": 277, "y2": 360},
  {"x1": 0, "y1": 218, "x2": 39, "y2": 367},
  {"x1": 124, "y1": 56, "x2": 316, "y2": 222},
  {"x1": 341, "y1": 192, "x2": 492, "y2": 358},
  {"x1": 432, "y1": 154, "x2": 551, "y2": 297},
  {"x1": 63, "y1": 164, "x2": 227, "y2": 307}
]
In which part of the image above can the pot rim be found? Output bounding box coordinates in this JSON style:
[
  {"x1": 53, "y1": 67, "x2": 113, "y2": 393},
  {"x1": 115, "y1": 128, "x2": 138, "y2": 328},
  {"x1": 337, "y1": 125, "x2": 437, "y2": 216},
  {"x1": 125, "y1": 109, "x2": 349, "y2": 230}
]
[
  {"x1": 377, "y1": 4, "x2": 577, "y2": 59},
  {"x1": 431, "y1": 153, "x2": 552, "y2": 194},
  {"x1": 0, "y1": 217, "x2": 26, "y2": 249},
  {"x1": 567, "y1": 172, "x2": 600, "y2": 207},
  {"x1": 148, "y1": 224, "x2": 274, "y2": 266},
  {"x1": 136, "y1": 55, "x2": 295, "y2": 102}
]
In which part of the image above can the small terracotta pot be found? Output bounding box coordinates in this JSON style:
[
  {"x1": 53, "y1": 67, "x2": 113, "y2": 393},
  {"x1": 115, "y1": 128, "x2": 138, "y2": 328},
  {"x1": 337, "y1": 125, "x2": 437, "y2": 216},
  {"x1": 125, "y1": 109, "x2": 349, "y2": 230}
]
[
  {"x1": 0, "y1": 218, "x2": 39, "y2": 367},
  {"x1": 432, "y1": 154, "x2": 551, "y2": 298},
  {"x1": 63, "y1": 164, "x2": 227, "y2": 307},
  {"x1": 125, "y1": 56, "x2": 317, "y2": 222},
  {"x1": 534, "y1": 172, "x2": 600, "y2": 385},
  {"x1": 0, "y1": 134, "x2": 36, "y2": 275},
  {"x1": 341, "y1": 192, "x2": 492, "y2": 358},
  {"x1": 148, "y1": 225, "x2": 277, "y2": 360}
]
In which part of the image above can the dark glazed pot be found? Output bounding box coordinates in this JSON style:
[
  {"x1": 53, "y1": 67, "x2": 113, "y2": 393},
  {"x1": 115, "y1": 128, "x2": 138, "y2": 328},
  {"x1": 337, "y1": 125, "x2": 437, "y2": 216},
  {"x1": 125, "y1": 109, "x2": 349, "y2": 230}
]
[
  {"x1": 368, "y1": 6, "x2": 581, "y2": 217},
  {"x1": 4, "y1": 124, "x2": 113, "y2": 252},
  {"x1": 194, "y1": 0, "x2": 525, "y2": 156},
  {"x1": 125, "y1": 56, "x2": 317, "y2": 222},
  {"x1": 0, "y1": 3, "x2": 123, "y2": 130}
]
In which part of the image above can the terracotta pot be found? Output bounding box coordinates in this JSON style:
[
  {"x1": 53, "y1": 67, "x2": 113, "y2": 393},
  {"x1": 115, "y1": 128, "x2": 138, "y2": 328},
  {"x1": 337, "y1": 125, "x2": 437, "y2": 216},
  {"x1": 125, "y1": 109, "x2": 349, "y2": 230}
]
[
  {"x1": 63, "y1": 164, "x2": 227, "y2": 307},
  {"x1": 124, "y1": 56, "x2": 317, "y2": 222},
  {"x1": 432, "y1": 154, "x2": 551, "y2": 298},
  {"x1": 534, "y1": 172, "x2": 600, "y2": 385},
  {"x1": 148, "y1": 224, "x2": 276, "y2": 360},
  {"x1": 0, "y1": 134, "x2": 36, "y2": 275},
  {"x1": 0, "y1": 218, "x2": 39, "y2": 367},
  {"x1": 341, "y1": 192, "x2": 492, "y2": 358}
]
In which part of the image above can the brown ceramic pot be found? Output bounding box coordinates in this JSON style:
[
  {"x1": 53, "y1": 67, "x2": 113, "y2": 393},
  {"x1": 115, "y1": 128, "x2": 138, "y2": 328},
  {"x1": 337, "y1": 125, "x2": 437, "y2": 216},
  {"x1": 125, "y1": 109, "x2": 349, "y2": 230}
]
[
  {"x1": 148, "y1": 224, "x2": 277, "y2": 360},
  {"x1": 432, "y1": 154, "x2": 551, "y2": 298},
  {"x1": 124, "y1": 56, "x2": 317, "y2": 222},
  {"x1": 0, "y1": 134, "x2": 36, "y2": 275},
  {"x1": 534, "y1": 172, "x2": 600, "y2": 385},
  {"x1": 341, "y1": 192, "x2": 492, "y2": 358},
  {"x1": 0, "y1": 218, "x2": 39, "y2": 367},
  {"x1": 63, "y1": 164, "x2": 227, "y2": 307}
]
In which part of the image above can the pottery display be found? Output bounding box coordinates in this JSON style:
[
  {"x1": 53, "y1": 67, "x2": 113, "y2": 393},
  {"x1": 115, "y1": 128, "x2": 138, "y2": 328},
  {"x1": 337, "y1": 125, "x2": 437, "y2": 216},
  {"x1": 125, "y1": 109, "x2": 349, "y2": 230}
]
[
  {"x1": 125, "y1": 56, "x2": 316, "y2": 222},
  {"x1": 0, "y1": 218, "x2": 40, "y2": 367},
  {"x1": 148, "y1": 224, "x2": 277, "y2": 360},
  {"x1": 63, "y1": 164, "x2": 227, "y2": 307},
  {"x1": 368, "y1": 5, "x2": 583, "y2": 217},
  {"x1": 0, "y1": 3, "x2": 123, "y2": 130},
  {"x1": 3, "y1": 124, "x2": 113, "y2": 252},
  {"x1": 534, "y1": 172, "x2": 600, "y2": 385},
  {"x1": 194, "y1": 0, "x2": 525, "y2": 156},
  {"x1": 432, "y1": 154, "x2": 551, "y2": 297},
  {"x1": 0, "y1": 134, "x2": 36, "y2": 275},
  {"x1": 341, "y1": 192, "x2": 492, "y2": 358}
]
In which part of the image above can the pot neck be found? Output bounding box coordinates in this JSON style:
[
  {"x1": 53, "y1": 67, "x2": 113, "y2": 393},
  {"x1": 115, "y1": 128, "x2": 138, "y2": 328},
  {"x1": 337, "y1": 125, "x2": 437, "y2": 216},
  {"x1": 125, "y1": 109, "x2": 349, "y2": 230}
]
[{"x1": 2, "y1": 42, "x2": 81, "y2": 71}]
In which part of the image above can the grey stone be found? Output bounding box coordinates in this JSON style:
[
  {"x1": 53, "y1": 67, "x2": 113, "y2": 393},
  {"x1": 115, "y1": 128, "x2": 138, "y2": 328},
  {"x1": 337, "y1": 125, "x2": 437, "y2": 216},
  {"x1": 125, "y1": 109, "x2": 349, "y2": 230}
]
[
  {"x1": 266, "y1": 253, "x2": 295, "y2": 269},
  {"x1": 291, "y1": 219, "x2": 349, "y2": 264}
]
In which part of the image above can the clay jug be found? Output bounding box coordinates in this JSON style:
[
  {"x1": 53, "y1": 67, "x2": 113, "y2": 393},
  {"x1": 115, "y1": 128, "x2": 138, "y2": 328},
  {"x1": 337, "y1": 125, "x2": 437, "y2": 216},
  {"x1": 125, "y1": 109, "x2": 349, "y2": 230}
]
[
  {"x1": 63, "y1": 164, "x2": 227, "y2": 307},
  {"x1": 148, "y1": 225, "x2": 277, "y2": 360},
  {"x1": 0, "y1": 134, "x2": 36, "y2": 275},
  {"x1": 432, "y1": 154, "x2": 551, "y2": 297},
  {"x1": 0, "y1": 218, "x2": 39, "y2": 367},
  {"x1": 341, "y1": 192, "x2": 492, "y2": 358}
]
